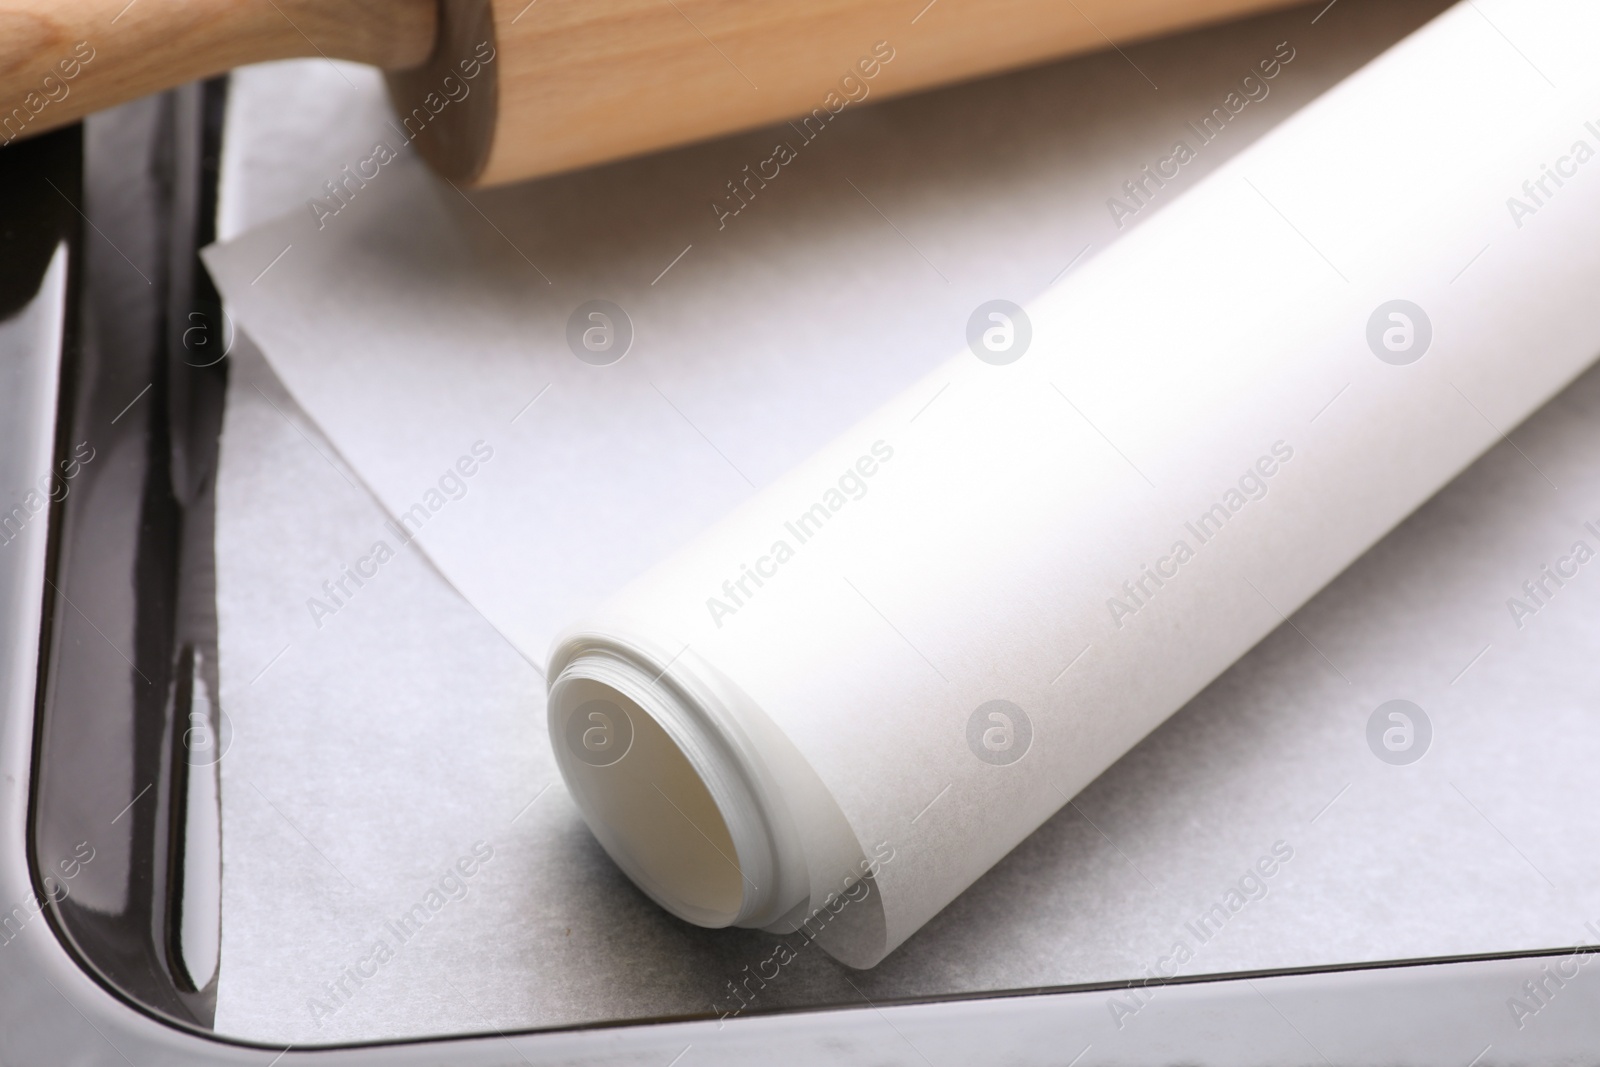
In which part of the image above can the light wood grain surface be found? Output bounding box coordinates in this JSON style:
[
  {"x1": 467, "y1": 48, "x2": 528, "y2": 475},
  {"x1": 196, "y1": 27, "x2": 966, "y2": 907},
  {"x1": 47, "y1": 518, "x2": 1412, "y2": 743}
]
[
  {"x1": 0, "y1": 0, "x2": 433, "y2": 146},
  {"x1": 3, "y1": 0, "x2": 1311, "y2": 183},
  {"x1": 468, "y1": 0, "x2": 1309, "y2": 185}
]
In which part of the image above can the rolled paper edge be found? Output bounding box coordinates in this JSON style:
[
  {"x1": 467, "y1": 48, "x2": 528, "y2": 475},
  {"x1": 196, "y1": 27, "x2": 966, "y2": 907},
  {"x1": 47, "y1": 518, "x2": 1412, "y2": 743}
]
[{"x1": 548, "y1": 622, "x2": 890, "y2": 964}]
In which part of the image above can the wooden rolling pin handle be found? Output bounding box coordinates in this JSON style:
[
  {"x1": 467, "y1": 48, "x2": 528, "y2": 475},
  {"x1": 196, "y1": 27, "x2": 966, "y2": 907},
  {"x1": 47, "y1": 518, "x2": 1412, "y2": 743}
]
[
  {"x1": 383, "y1": 0, "x2": 499, "y2": 186},
  {"x1": 0, "y1": 0, "x2": 437, "y2": 147}
]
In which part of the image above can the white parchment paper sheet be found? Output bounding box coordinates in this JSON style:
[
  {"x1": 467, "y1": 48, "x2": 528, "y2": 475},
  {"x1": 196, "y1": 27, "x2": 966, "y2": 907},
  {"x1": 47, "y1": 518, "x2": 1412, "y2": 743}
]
[
  {"x1": 543, "y1": 0, "x2": 1600, "y2": 965},
  {"x1": 207, "y1": 0, "x2": 1600, "y2": 1044}
]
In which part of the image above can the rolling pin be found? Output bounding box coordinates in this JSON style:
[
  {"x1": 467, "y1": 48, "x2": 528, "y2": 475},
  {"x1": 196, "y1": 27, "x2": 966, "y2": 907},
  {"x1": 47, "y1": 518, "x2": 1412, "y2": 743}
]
[{"x1": 2, "y1": 0, "x2": 1306, "y2": 186}]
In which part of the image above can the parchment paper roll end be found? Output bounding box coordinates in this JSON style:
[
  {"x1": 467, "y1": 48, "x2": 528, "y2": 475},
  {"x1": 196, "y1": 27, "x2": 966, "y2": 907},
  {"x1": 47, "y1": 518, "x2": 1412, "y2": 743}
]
[{"x1": 548, "y1": 628, "x2": 893, "y2": 965}]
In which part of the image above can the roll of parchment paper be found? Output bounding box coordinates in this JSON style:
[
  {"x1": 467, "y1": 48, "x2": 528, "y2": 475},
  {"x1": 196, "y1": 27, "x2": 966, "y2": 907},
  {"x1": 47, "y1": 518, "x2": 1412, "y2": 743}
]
[{"x1": 547, "y1": 0, "x2": 1600, "y2": 967}]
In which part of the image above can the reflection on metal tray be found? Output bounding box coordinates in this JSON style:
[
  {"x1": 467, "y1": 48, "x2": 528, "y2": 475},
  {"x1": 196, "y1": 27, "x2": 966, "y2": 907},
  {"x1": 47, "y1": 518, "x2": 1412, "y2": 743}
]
[{"x1": 20, "y1": 79, "x2": 230, "y2": 1033}]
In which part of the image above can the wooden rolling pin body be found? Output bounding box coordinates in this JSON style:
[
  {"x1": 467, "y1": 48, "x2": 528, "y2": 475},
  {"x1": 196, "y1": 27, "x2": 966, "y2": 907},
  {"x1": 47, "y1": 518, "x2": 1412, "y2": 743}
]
[{"x1": 1, "y1": 0, "x2": 1306, "y2": 187}]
